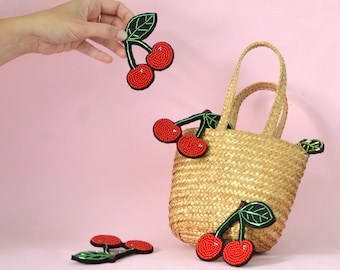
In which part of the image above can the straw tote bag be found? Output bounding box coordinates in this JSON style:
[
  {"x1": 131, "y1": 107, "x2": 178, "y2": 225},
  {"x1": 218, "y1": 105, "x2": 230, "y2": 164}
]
[{"x1": 163, "y1": 41, "x2": 323, "y2": 253}]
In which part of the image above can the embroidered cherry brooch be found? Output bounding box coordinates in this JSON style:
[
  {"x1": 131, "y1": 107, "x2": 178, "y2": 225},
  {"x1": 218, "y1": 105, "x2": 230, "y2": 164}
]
[
  {"x1": 153, "y1": 110, "x2": 232, "y2": 158},
  {"x1": 196, "y1": 201, "x2": 275, "y2": 267},
  {"x1": 71, "y1": 234, "x2": 153, "y2": 264},
  {"x1": 124, "y1": 13, "x2": 174, "y2": 90}
]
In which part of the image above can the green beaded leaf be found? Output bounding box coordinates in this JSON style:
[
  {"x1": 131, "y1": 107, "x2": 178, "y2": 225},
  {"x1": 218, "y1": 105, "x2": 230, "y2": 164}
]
[
  {"x1": 126, "y1": 13, "x2": 157, "y2": 42},
  {"x1": 71, "y1": 251, "x2": 112, "y2": 264},
  {"x1": 297, "y1": 139, "x2": 325, "y2": 154},
  {"x1": 203, "y1": 113, "x2": 221, "y2": 129},
  {"x1": 239, "y1": 202, "x2": 276, "y2": 228},
  {"x1": 226, "y1": 122, "x2": 233, "y2": 129}
]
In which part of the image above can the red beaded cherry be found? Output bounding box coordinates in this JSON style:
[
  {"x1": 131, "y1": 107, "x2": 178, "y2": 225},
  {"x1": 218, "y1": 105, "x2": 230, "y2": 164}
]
[
  {"x1": 223, "y1": 240, "x2": 255, "y2": 267},
  {"x1": 196, "y1": 233, "x2": 224, "y2": 261},
  {"x1": 146, "y1": 42, "x2": 174, "y2": 71},
  {"x1": 90, "y1": 235, "x2": 122, "y2": 249},
  {"x1": 153, "y1": 118, "x2": 182, "y2": 143},
  {"x1": 124, "y1": 240, "x2": 154, "y2": 254},
  {"x1": 177, "y1": 134, "x2": 207, "y2": 158},
  {"x1": 127, "y1": 64, "x2": 154, "y2": 90}
]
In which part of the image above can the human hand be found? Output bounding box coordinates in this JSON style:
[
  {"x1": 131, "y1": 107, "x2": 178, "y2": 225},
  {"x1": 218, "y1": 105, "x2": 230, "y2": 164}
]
[
  {"x1": 30, "y1": 0, "x2": 134, "y2": 63},
  {"x1": 0, "y1": 0, "x2": 134, "y2": 65}
]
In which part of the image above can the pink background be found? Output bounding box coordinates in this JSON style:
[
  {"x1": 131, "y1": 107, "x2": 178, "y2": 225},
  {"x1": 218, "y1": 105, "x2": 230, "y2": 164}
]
[{"x1": 0, "y1": 0, "x2": 339, "y2": 269}]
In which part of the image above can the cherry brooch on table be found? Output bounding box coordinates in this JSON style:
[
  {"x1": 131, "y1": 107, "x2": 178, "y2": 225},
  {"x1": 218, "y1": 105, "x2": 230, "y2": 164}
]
[{"x1": 71, "y1": 234, "x2": 153, "y2": 264}]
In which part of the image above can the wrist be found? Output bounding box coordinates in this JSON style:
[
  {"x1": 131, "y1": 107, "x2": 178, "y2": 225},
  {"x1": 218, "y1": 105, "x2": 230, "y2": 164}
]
[{"x1": 0, "y1": 15, "x2": 38, "y2": 65}]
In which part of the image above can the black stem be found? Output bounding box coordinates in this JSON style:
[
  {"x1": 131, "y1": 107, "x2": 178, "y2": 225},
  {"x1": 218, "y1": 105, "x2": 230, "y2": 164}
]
[
  {"x1": 111, "y1": 249, "x2": 136, "y2": 262},
  {"x1": 215, "y1": 201, "x2": 248, "y2": 238}
]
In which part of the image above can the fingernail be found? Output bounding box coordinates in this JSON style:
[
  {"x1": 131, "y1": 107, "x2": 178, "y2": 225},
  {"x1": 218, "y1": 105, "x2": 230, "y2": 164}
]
[{"x1": 117, "y1": 30, "x2": 128, "y2": 41}]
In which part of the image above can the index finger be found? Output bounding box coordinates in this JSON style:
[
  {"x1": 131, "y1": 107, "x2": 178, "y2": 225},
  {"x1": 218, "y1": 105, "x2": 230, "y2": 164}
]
[{"x1": 100, "y1": 0, "x2": 134, "y2": 24}]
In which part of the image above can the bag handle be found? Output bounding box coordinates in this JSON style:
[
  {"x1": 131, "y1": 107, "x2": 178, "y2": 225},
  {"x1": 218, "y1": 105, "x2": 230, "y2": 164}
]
[
  {"x1": 229, "y1": 82, "x2": 288, "y2": 138},
  {"x1": 216, "y1": 41, "x2": 287, "y2": 137}
]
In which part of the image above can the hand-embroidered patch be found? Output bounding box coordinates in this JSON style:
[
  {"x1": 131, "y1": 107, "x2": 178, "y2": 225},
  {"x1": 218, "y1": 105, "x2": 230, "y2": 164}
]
[
  {"x1": 153, "y1": 110, "x2": 232, "y2": 158},
  {"x1": 124, "y1": 13, "x2": 174, "y2": 90},
  {"x1": 196, "y1": 201, "x2": 275, "y2": 267},
  {"x1": 71, "y1": 235, "x2": 153, "y2": 264},
  {"x1": 297, "y1": 139, "x2": 325, "y2": 154}
]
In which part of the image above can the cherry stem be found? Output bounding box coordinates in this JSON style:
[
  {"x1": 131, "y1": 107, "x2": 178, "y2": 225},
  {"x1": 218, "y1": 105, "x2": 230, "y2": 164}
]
[
  {"x1": 215, "y1": 201, "x2": 248, "y2": 239},
  {"x1": 105, "y1": 248, "x2": 137, "y2": 263},
  {"x1": 125, "y1": 40, "x2": 153, "y2": 69},
  {"x1": 104, "y1": 244, "x2": 110, "y2": 254},
  {"x1": 174, "y1": 112, "x2": 206, "y2": 126},
  {"x1": 112, "y1": 248, "x2": 136, "y2": 261},
  {"x1": 175, "y1": 110, "x2": 212, "y2": 137},
  {"x1": 238, "y1": 215, "x2": 245, "y2": 242}
]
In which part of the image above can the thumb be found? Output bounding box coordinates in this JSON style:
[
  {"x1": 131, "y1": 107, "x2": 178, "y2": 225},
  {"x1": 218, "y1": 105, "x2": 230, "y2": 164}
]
[{"x1": 81, "y1": 21, "x2": 128, "y2": 41}]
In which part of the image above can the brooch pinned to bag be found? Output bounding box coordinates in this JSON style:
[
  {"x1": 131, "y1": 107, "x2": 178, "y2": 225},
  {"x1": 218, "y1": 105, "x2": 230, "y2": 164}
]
[
  {"x1": 196, "y1": 201, "x2": 275, "y2": 267},
  {"x1": 153, "y1": 41, "x2": 325, "y2": 256},
  {"x1": 153, "y1": 110, "x2": 232, "y2": 158}
]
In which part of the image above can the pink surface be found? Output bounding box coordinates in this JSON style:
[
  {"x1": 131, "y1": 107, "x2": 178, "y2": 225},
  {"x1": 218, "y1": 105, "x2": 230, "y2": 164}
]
[{"x1": 0, "y1": 0, "x2": 339, "y2": 269}]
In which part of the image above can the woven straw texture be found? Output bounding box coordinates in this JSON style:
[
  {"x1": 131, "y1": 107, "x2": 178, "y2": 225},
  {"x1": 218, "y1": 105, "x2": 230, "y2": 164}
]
[{"x1": 169, "y1": 42, "x2": 309, "y2": 253}]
